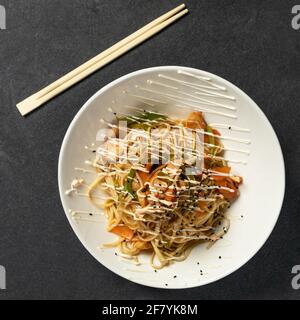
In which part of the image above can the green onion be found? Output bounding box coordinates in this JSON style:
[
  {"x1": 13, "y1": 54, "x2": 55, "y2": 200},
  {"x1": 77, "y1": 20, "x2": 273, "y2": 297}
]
[
  {"x1": 117, "y1": 112, "x2": 167, "y2": 129},
  {"x1": 141, "y1": 112, "x2": 166, "y2": 122},
  {"x1": 124, "y1": 169, "x2": 137, "y2": 199}
]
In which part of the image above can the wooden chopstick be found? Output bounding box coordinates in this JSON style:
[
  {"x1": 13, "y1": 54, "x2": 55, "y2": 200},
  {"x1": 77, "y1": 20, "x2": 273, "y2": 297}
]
[{"x1": 17, "y1": 4, "x2": 188, "y2": 116}]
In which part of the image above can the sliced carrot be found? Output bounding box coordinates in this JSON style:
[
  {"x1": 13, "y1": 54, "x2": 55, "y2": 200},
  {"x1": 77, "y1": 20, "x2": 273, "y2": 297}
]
[
  {"x1": 213, "y1": 166, "x2": 231, "y2": 174},
  {"x1": 165, "y1": 187, "x2": 176, "y2": 202},
  {"x1": 212, "y1": 129, "x2": 221, "y2": 136},
  {"x1": 211, "y1": 166, "x2": 231, "y2": 182},
  {"x1": 137, "y1": 170, "x2": 150, "y2": 184},
  {"x1": 110, "y1": 226, "x2": 134, "y2": 240},
  {"x1": 193, "y1": 192, "x2": 207, "y2": 216},
  {"x1": 198, "y1": 200, "x2": 207, "y2": 210},
  {"x1": 217, "y1": 179, "x2": 239, "y2": 201},
  {"x1": 184, "y1": 111, "x2": 207, "y2": 130}
]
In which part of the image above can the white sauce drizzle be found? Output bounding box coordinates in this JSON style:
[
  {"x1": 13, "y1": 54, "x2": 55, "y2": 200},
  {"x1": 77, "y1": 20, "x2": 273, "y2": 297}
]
[
  {"x1": 177, "y1": 70, "x2": 212, "y2": 81},
  {"x1": 177, "y1": 70, "x2": 227, "y2": 91},
  {"x1": 157, "y1": 74, "x2": 235, "y2": 100},
  {"x1": 175, "y1": 103, "x2": 237, "y2": 119},
  {"x1": 123, "y1": 90, "x2": 167, "y2": 104},
  {"x1": 136, "y1": 85, "x2": 236, "y2": 111}
]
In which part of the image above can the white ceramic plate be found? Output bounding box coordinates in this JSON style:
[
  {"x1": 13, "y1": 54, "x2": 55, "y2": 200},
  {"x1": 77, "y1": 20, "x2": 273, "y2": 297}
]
[{"x1": 58, "y1": 66, "x2": 285, "y2": 289}]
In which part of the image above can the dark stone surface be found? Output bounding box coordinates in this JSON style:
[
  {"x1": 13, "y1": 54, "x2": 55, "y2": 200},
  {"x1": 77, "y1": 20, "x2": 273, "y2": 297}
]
[{"x1": 0, "y1": 0, "x2": 299, "y2": 300}]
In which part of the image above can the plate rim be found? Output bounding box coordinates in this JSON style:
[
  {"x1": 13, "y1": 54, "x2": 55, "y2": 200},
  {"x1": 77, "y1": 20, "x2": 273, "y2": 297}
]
[{"x1": 58, "y1": 66, "x2": 286, "y2": 289}]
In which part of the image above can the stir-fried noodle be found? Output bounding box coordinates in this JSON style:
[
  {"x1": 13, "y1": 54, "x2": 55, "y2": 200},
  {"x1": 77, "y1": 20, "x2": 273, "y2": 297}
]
[{"x1": 87, "y1": 111, "x2": 242, "y2": 268}]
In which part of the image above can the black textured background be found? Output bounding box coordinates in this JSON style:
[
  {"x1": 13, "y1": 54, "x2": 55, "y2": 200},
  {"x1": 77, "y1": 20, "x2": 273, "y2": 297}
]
[{"x1": 0, "y1": 0, "x2": 299, "y2": 300}]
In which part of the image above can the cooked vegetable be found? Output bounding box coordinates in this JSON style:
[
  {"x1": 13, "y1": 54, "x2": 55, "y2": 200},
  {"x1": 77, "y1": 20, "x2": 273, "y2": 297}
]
[
  {"x1": 210, "y1": 166, "x2": 241, "y2": 200},
  {"x1": 165, "y1": 187, "x2": 176, "y2": 202},
  {"x1": 137, "y1": 169, "x2": 150, "y2": 184},
  {"x1": 184, "y1": 111, "x2": 207, "y2": 129},
  {"x1": 206, "y1": 125, "x2": 215, "y2": 146},
  {"x1": 117, "y1": 111, "x2": 167, "y2": 129},
  {"x1": 110, "y1": 225, "x2": 134, "y2": 240},
  {"x1": 124, "y1": 169, "x2": 137, "y2": 199},
  {"x1": 217, "y1": 178, "x2": 239, "y2": 201},
  {"x1": 211, "y1": 166, "x2": 231, "y2": 181}
]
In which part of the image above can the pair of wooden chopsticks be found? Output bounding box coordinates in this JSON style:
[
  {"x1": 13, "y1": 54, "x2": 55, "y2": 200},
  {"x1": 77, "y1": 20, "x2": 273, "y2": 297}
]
[{"x1": 17, "y1": 4, "x2": 188, "y2": 116}]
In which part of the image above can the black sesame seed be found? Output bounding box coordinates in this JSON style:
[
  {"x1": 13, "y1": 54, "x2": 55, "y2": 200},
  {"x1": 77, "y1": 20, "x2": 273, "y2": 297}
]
[
  {"x1": 197, "y1": 262, "x2": 200, "y2": 265},
  {"x1": 113, "y1": 112, "x2": 117, "y2": 115},
  {"x1": 89, "y1": 213, "x2": 93, "y2": 216},
  {"x1": 219, "y1": 256, "x2": 222, "y2": 259},
  {"x1": 114, "y1": 252, "x2": 118, "y2": 256},
  {"x1": 229, "y1": 126, "x2": 232, "y2": 130},
  {"x1": 173, "y1": 275, "x2": 177, "y2": 279},
  {"x1": 165, "y1": 283, "x2": 168, "y2": 286},
  {"x1": 154, "y1": 270, "x2": 157, "y2": 273}
]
